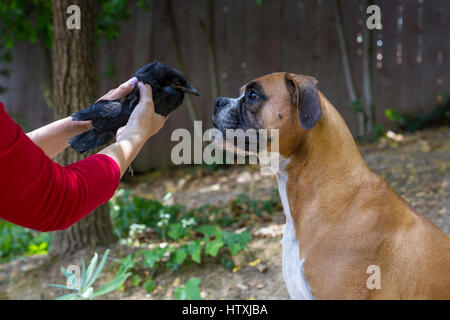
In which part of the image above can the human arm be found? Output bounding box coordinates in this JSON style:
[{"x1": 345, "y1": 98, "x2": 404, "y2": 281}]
[
  {"x1": 0, "y1": 102, "x2": 117, "y2": 231},
  {"x1": 26, "y1": 117, "x2": 93, "y2": 159},
  {"x1": 26, "y1": 77, "x2": 138, "y2": 159},
  {"x1": 0, "y1": 79, "x2": 165, "y2": 231}
]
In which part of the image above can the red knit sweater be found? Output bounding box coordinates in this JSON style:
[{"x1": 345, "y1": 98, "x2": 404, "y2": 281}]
[{"x1": 0, "y1": 102, "x2": 120, "y2": 232}]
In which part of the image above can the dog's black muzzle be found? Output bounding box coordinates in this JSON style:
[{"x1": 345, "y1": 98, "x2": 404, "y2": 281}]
[
  {"x1": 212, "y1": 96, "x2": 262, "y2": 153},
  {"x1": 212, "y1": 97, "x2": 240, "y2": 131}
]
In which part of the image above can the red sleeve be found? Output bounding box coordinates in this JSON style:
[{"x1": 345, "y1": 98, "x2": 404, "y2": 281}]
[{"x1": 0, "y1": 102, "x2": 121, "y2": 232}]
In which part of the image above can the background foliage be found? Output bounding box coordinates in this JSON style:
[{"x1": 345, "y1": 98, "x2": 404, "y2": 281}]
[{"x1": 0, "y1": 0, "x2": 149, "y2": 93}]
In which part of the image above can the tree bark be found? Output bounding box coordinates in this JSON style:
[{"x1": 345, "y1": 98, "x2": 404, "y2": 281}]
[{"x1": 50, "y1": 0, "x2": 115, "y2": 256}]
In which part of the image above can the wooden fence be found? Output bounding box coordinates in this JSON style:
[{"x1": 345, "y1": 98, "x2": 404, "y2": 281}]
[{"x1": 1, "y1": 0, "x2": 449, "y2": 170}]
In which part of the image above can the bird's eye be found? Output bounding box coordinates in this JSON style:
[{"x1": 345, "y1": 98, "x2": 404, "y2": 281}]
[{"x1": 249, "y1": 90, "x2": 259, "y2": 101}]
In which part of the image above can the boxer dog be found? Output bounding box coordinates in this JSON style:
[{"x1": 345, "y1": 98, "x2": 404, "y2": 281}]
[{"x1": 211, "y1": 72, "x2": 450, "y2": 299}]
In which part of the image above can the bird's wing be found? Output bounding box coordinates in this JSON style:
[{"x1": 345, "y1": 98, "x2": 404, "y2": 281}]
[{"x1": 72, "y1": 99, "x2": 122, "y2": 121}]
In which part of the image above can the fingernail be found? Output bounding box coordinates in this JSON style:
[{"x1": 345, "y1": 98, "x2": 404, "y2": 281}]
[{"x1": 128, "y1": 77, "x2": 138, "y2": 86}]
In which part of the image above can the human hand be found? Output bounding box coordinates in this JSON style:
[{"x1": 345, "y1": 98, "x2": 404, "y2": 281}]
[
  {"x1": 97, "y1": 77, "x2": 138, "y2": 101},
  {"x1": 116, "y1": 82, "x2": 166, "y2": 142},
  {"x1": 66, "y1": 77, "x2": 138, "y2": 134}
]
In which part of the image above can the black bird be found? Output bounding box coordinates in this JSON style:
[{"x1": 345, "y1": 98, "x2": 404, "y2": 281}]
[{"x1": 68, "y1": 61, "x2": 200, "y2": 154}]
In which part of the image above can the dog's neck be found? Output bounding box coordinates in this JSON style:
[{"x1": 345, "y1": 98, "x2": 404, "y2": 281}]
[{"x1": 277, "y1": 93, "x2": 370, "y2": 234}]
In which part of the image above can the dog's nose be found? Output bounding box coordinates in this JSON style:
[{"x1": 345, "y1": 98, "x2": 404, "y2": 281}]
[{"x1": 214, "y1": 97, "x2": 229, "y2": 113}]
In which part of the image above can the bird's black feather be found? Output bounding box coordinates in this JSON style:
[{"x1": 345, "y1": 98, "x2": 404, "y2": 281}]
[{"x1": 69, "y1": 61, "x2": 199, "y2": 154}]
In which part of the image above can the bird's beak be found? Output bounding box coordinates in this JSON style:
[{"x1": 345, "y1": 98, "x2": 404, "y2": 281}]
[{"x1": 175, "y1": 83, "x2": 200, "y2": 96}]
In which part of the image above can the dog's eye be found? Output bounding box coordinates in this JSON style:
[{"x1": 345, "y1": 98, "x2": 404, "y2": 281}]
[{"x1": 249, "y1": 90, "x2": 260, "y2": 102}]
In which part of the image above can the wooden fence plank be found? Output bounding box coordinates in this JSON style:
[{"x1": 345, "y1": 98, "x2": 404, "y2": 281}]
[{"x1": 1, "y1": 0, "x2": 449, "y2": 169}]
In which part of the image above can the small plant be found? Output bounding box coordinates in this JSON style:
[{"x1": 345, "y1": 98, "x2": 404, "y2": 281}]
[
  {"x1": 46, "y1": 249, "x2": 132, "y2": 300},
  {"x1": 372, "y1": 122, "x2": 385, "y2": 140},
  {"x1": 26, "y1": 241, "x2": 48, "y2": 256},
  {"x1": 384, "y1": 94, "x2": 449, "y2": 133},
  {"x1": 349, "y1": 100, "x2": 362, "y2": 114},
  {"x1": 108, "y1": 189, "x2": 279, "y2": 296},
  {"x1": 0, "y1": 220, "x2": 51, "y2": 262},
  {"x1": 385, "y1": 109, "x2": 405, "y2": 125},
  {"x1": 131, "y1": 224, "x2": 251, "y2": 275},
  {"x1": 174, "y1": 277, "x2": 202, "y2": 300}
]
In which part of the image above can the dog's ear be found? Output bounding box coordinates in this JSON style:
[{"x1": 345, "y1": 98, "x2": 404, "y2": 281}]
[{"x1": 285, "y1": 73, "x2": 322, "y2": 130}]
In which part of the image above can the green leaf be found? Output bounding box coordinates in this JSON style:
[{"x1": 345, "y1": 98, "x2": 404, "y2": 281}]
[
  {"x1": 85, "y1": 249, "x2": 109, "y2": 289},
  {"x1": 349, "y1": 100, "x2": 361, "y2": 108},
  {"x1": 174, "y1": 277, "x2": 202, "y2": 300},
  {"x1": 45, "y1": 283, "x2": 77, "y2": 291},
  {"x1": 83, "y1": 252, "x2": 99, "y2": 289},
  {"x1": 196, "y1": 225, "x2": 219, "y2": 238},
  {"x1": 385, "y1": 109, "x2": 404, "y2": 124},
  {"x1": 221, "y1": 257, "x2": 235, "y2": 271},
  {"x1": 205, "y1": 239, "x2": 224, "y2": 257},
  {"x1": 167, "y1": 223, "x2": 186, "y2": 240},
  {"x1": 223, "y1": 231, "x2": 251, "y2": 255},
  {"x1": 5, "y1": 34, "x2": 14, "y2": 49},
  {"x1": 349, "y1": 100, "x2": 362, "y2": 113},
  {"x1": 131, "y1": 274, "x2": 141, "y2": 286},
  {"x1": 225, "y1": 243, "x2": 242, "y2": 256},
  {"x1": 143, "y1": 248, "x2": 166, "y2": 269},
  {"x1": 142, "y1": 277, "x2": 155, "y2": 293},
  {"x1": 93, "y1": 272, "x2": 131, "y2": 298},
  {"x1": 187, "y1": 240, "x2": 202, "y2": 263},
  {"x1": 171, "y1": 246, "x2": 187, "y2": 265},
  {"x1": 81, "y1": 258, "x2": 86, "y2": 286},
  {"x1": 55, "y1": 293, "x2": 81, "y2": 300},
  {"x1": 118, "y1": 254, "x2": 135, "y2": 274}
]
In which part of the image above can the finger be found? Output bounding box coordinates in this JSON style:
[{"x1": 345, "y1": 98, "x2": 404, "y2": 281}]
[
  {"x1": 137, "y1": 82, "x2": 153, "y2": 102},
  {"x1": 113, "y1": 77, "x2": 138, "y2": 99},
  {"x1": 67, "y1": 118, "x2": 93, "y2": 133}
]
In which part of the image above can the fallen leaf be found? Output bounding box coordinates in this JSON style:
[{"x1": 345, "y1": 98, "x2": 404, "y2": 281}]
[
  {"x1": 172, "y1": 277, "x2": 180, "y2": 287},
  {"x1": 248, "y1": 259, "x2": 262, "y2": 267}
]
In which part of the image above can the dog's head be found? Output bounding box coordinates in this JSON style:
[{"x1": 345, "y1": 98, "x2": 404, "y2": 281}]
[{"x1": 212, "y1": 72, "x2": 322, "y2": 157}]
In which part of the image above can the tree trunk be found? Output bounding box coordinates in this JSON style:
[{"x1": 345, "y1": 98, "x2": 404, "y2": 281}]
[{"x1": 50, "y1": 0, "x2": 115, "y2": 256}]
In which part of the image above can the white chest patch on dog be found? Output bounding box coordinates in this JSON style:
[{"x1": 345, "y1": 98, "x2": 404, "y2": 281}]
[{"x1": 276, "y1": 157, "x2": 315, "y2": 300}]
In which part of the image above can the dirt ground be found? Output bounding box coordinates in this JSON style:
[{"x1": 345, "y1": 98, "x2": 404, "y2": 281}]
[{"x1": 0, "y1": 126, "x2": 449, "y2": 300}]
